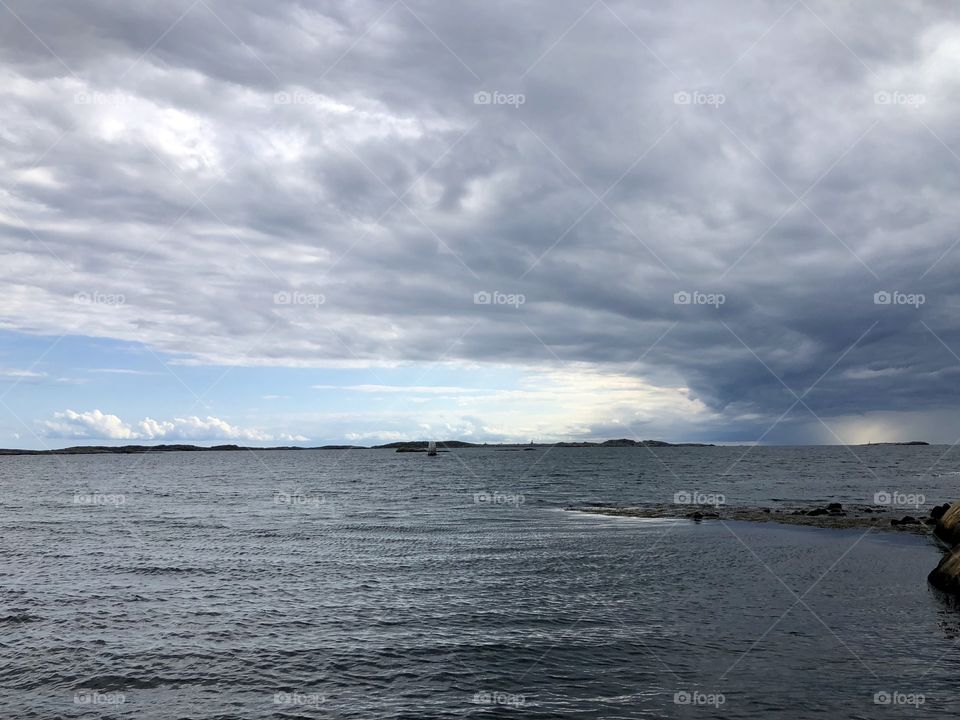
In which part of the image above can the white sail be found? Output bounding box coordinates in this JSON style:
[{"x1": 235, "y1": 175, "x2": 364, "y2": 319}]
[{"x1": 427, "y1": 440, "x2": 437, "y2": 455}]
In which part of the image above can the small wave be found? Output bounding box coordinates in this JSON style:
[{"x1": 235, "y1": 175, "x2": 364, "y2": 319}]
[
  {"x1": 126, "y1": 566, "x2": 217, "y2": 575},
  {"x1": 0, "y1": 612, "x2": 42, "y2": 624}
]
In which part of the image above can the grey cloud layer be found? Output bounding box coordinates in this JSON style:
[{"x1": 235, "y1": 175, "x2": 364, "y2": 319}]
[{"x1": 2, "y1": 0, "x2": 960, "y2": 441}]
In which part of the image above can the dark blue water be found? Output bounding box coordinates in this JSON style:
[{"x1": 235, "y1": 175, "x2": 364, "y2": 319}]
[{"x1": 3, "y1": 446, "x2": 960, "y2": 718}]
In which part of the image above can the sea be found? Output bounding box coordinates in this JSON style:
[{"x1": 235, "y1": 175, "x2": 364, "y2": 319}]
[{"x1": 3, "y1": 445, "x2": 960, "y2": 719}]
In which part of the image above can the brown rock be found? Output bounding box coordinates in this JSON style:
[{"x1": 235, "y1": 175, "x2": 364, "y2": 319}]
[
  {"x1": 929, "y1": 550, "x2": 960, "y2": 594},
  {"x1": 934, "y1": 501, "x2": 960, "y2": 546}
]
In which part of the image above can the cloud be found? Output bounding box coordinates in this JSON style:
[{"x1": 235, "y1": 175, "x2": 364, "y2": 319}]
[
  {"x1": 88, "y1": 368, "x2": 163, "y2": 376},
  {"x1": 42, "y1": 410, "x2": 136, "y2": 440},
  {"x1": 0, "y1": 369, "x2": 46, "y2": 381},
  {"x1": 1, "y1": 1, "x2": 960, "y2": 442},
  {"x1": 40, "y1": 409, "x2": 307, "y2": 443},
  {"x1": 300, "y1": 366, "x2": 717, "y2": 444},
  {"x1": 312, "y1": 384, "x2": 488, "y2": 394}
]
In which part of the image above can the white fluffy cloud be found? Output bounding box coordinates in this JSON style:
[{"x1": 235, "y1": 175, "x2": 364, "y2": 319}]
[{"x1": 40, "y1": 409, "x2": 307, "y2": 443}]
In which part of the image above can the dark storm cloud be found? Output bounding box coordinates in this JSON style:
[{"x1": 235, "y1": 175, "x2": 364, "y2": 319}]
[{"x1": 2, "y1": 0, "x2": 960, "y2": 441}]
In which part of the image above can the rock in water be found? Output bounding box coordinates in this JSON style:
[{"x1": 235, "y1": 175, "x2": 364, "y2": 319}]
[
  {"x1": 931, "y1": 503, "x2": 951, "y2": 521},
  {"x1": 929, "y1": 550, "x2": 960, "y2": 594},
  {"x1": 928, "y1": 502, "x2": 960, "y2": 595},
  {"x1": 934, "y1": 501, "x2": 960, "y2": 545}
]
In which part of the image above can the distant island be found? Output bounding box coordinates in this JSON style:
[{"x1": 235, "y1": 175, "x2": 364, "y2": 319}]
[
  {"x1": 860, "y1": 441, "x2": 930, "y2": 446},
  {"x1": 0, "y1": 439, "x2": 715, "y2": 455},
  {"x1": 0, "y1": 438, "x2": 931, "y2": 455}
]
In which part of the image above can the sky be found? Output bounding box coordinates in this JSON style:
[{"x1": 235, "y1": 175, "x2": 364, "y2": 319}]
[{"x1": 1, "y1": 0, "x2": 960, "y2": 448}]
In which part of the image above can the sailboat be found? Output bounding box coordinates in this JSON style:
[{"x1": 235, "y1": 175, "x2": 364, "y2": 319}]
[{"x1": 427, "y1": 440, "x2": 438, "y2": 456}]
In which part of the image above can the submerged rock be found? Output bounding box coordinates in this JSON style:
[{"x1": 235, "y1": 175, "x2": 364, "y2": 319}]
[
  {"x1": 569, "y1": 503, "x2": 925, "y2": 532},
  {"x1": 804, "y1": 503, "x2": 845, "y2": 517}
]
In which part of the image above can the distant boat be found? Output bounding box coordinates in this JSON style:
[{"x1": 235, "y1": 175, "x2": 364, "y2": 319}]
[{"x1": 427, "y1": 440, "x2": 438, "y2": 456}]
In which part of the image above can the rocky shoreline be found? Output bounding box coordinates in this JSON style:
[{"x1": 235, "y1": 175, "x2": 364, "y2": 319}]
[
  {"x1": 571, "y1": 500, "x2": 960, "y2": 595},
  {"x1": 568, "y1": 502, "x2": 946, "y2": 535},
  {"x1": 928, "y1": 502, "x2": 960, "y2": 594}
]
